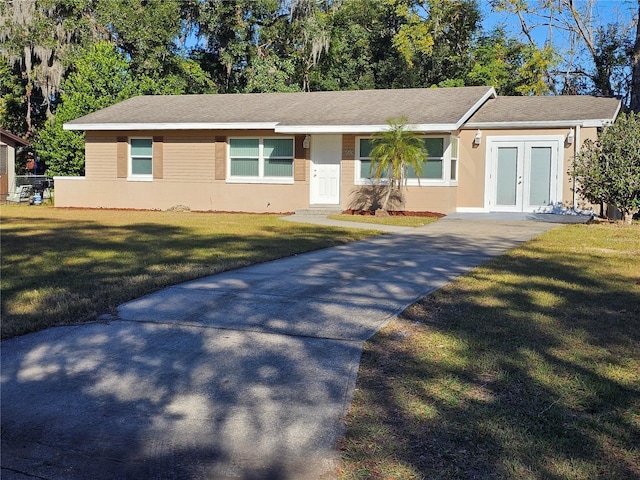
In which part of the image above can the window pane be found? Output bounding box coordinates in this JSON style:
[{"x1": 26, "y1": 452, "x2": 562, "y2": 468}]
[
  {"x1": 529, "y1": 147, "x2": 552, "y2": 206},
  {"x1": 130, "y1": 138, "x2": 152, "y2": 156},
  {"x1": 264, "y1": 158, "x2": 293, "y2": 177},
  {"x1": 406, "y1": 160, "x2": 443, "y2": 179},
  {"x1": 451, "y1": 137, "x2": 458, "y2": 158},
  {"x1": 230, "y1": 138, "x2": 259, "y2": 157},
  {"x1": 423, "y1": 138, "x2": 444, "y2": 157},
  {"x1": 230, "y1": 158, "x2": 259, "y2": 176},
  {"x1": 264, "y1": 139, "x2": 293, "y2": 158},
  {"x1": 424, "y1": 160, "x2": 443, "y2": 178},
  {"x1": 406, "y1": 164, "x2": 420, "y2": 179},
  {"x1": 360, "y1": 159, "x2": 372, "y2": 178},
  {"x1": 496, "y1": 147, "x2": 518, "y2": 205},
  {"x1": 359, "y1": 139, "x2": 373, "y2": 158},
  {"x1": 131, "y1": 157, "x2": 152, "y2": 175}
]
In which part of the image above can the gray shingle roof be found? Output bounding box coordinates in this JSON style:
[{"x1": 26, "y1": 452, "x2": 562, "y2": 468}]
[
  {"x1": 64, "y1": 86, "x2": 495, "y2": 131},
  {"x1": 466, "y1": 95, "x2": 621, "y2": 126},
  {"x1": 64, "y1": 88, "x2": 622, "y2": 132}
]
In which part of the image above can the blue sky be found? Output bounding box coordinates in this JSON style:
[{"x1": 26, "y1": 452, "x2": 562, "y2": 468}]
[{"x1": 481, "y1": 0, "x2": 637, "y2": 44}]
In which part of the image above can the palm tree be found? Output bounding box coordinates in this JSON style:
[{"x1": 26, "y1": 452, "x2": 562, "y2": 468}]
[{"x1": 370, "y1": 116, "x2": 428, "y2": 211}]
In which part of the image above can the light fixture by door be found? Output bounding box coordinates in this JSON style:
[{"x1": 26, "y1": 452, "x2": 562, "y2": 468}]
[
  {"x1": 474, "y1": 129, "x2": 482, "y2": 145},
  {"x1": 303, "y1": 135, "x2": 310, "y2": 149},
  {"x1": 566, "y1": 128, "x2": 575, "y2": 145}
]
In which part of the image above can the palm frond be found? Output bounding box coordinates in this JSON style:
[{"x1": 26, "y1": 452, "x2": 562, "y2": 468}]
[{"x1": 369, "y1": 116, "x2": 429, "y2": 209}]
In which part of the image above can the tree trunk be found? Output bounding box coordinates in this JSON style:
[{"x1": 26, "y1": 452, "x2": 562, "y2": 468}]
[
  {"x1": 630, "y1": 1, "x2": 640, "y2": 113},
  {"x1": 381, "y1": 184, "x2": 393, "y2": 211}
]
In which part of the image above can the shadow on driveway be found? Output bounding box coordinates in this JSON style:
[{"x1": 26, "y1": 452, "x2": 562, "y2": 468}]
[{"x1": 1, "y1": 219, "x2": 558, "y2": 479}]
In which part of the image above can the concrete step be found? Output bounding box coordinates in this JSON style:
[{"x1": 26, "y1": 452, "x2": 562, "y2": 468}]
[{"x1": 294, "y1": 207, "x2": 343, "y2": 216}]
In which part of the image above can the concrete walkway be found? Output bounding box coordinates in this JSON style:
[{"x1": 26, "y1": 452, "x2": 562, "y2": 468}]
[{"x1": 1, "y1": 218, "x2": 560, "y2": 480}]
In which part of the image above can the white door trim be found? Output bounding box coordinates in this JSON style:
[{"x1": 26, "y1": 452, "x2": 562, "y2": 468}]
[
  {"x1": 310, "y1": 134, "x2": 342, "y2": 205},
  {"x1": 484, "y1": 135, "x2": 564, "y2": 213}
]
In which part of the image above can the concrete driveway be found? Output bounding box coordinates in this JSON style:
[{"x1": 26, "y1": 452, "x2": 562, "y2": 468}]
[{"x1": 1, "y1": 218, "x2": 559, "y2": 479}]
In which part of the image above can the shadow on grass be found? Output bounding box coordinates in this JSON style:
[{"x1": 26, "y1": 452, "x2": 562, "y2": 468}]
[
  {"x1": 1, "y1": 214, "x2": 559, "y2": 479},
  {"x1": 1, "y1": 214, "x2": 373, "y2": 338},
  {"x1": 342, "y1": 240, "x2": 640, "y2": 479}
]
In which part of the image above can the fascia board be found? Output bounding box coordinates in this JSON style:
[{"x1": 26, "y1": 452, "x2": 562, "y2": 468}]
[
  {"x1": 63, "y1": 122, "x2": 280, "y2": 131},
  {"x1": 453, "y1": 87, "x2": 497, "y2": 130},
  {"x1": 464, "y1": 120, "x2": 611, "y2": 129},
  {"x1": 0, "y1": 129, "x2": 30, "y2": 146},
  {"x1": 274, "y1": 124, "x2": 458, "y2": 134}
]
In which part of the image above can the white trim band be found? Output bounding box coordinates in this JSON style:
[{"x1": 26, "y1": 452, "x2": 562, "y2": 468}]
[{"x1": 64, "y1": 122, "x2": 280, "y2": 131}]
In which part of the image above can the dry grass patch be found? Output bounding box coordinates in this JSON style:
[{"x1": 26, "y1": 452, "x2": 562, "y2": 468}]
[
  {"x1": 340, "y1": 222, "x2": 640, "y2": 480},
  {"x1": 1, "y1": 206, "x2": 378, "y2": 338},
  {"x1": 328, "y1": 214, "x2": 440, "y2": 227}
]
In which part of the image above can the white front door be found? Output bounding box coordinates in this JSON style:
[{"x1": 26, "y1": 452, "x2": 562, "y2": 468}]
[
  {"x1": 488, "y1": 138, "x2": 562, "y2": 212},
  {"x1": 310, "y1": 134, "x2": 341, "y2": 205}
]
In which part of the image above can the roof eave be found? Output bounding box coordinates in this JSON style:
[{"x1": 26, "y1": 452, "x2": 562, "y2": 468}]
[
  {"x1": 275, "y1": 124, "x2": 459, "y2": 134},
  {"x1": 464, "y1": 118, "x2": 616, "y2": 129},
  {"x1": 64, "y1": 122, "x2": 461, "y2": 134},
  {"x1": 0, "y1": 129, "x2": 29, "y2": 146},
  {"x1": 63, "y1": 122, "x2": 281, "y2": 131},
  {"x1": 610, "y1": 100, "x2": 623, "y2": 123}
]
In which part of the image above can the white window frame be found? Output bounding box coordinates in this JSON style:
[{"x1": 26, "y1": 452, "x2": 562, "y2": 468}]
[
  {"x1": 227, "y1": 137, "x2": 295, "y2": 184},
  {"x1": 354, "y1": 135, "x2": 456, "y2": 186},
  {"x1": 450, "y1": 136, "x2": 459, "y2": 183},
  {"x1": 128, "y1": 137, "x2": 153, "y2": 182}
]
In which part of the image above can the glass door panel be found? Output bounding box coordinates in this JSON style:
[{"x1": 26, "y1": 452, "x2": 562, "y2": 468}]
[
  {"x1": 489, "y1": 139, "x2": 559, "y2": 212},
  {"x1": 496, "y1": 147, "x2": 519, "y2": 206},
  {"x1": 528, "y1": 146, "x2": 552, "y2": 207}
]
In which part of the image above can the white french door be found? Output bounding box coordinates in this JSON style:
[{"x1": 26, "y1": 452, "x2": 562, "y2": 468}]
[
  {"x1": 310, "y1": 134, "x2": 341, "y2": 205},
  {"x1": 488, "y1": 138, "x2": 562, "y2": 212}
]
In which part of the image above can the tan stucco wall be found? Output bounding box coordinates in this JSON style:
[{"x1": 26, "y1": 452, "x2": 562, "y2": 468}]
[
  {"x1": 457, "y1": 127, "x2": 601, "y2": 211},
  {"x1": 456, "y1": 129, "x2": 486, "y2": 210},
  {"x1": 341, "y1": 182, "x2": 458, "y2": 213},
  {"x1": 56, "y1": 127, "x2": 602, "y2": 214},
  {"x1": 56, "y1": 130, "x2": 311, "y2": 212},
  {"x1": 58, "y1": 131, "x2": 459, "y2": 214},
  {"x1": 54, "y1": 178, "x2": 311, "y2": 212},
  {"x1": 338, "y1": 134, "x2": 458, "y2": 214}
]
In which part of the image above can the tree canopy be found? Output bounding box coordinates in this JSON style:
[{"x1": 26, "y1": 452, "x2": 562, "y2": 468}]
[
  {"x1": 572, "y1": 112, "x2": 640, "y2": 224},
  {"x1": 0, "y1": 0, "x2": 638, "y2": 176},
  {"x1": 490, "y1": 0, "x2": 638, "y2": 101},
  {"x1": 35, "y1": 42, "x2": 140, "y2": 176}
]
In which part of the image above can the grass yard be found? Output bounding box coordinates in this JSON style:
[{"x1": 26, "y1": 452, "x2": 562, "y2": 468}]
[
  {"x1": 340, "y1": 222, "x2": 640, "y2": 480},
  {"x1": 328, "y1": 214, "x2": 440, "y2": 227},
  {"x1": 0, "y1": 205, "x2": 378, "y2": 339}
]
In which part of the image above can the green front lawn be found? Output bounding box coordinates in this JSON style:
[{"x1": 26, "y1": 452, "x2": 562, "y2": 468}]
[
  {"x1": 0, "y1": 206, "x2": 378, "y2": 339},
  {"x1": 340, "y1": 222, "x2": 640, "y2": 479}
]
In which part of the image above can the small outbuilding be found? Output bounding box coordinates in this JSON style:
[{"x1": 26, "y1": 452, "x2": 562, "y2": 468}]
[
  {"x1": 0, "y1": 129, "x2": 30, "y2": 203},
  {"x1": 58, "y1": 87, "x2": 621, "y2": 214}
]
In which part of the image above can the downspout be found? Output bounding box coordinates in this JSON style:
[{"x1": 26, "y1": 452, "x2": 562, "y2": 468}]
[{"x1": 572, "y1": 125, "x2": 581, "y2": 211}]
